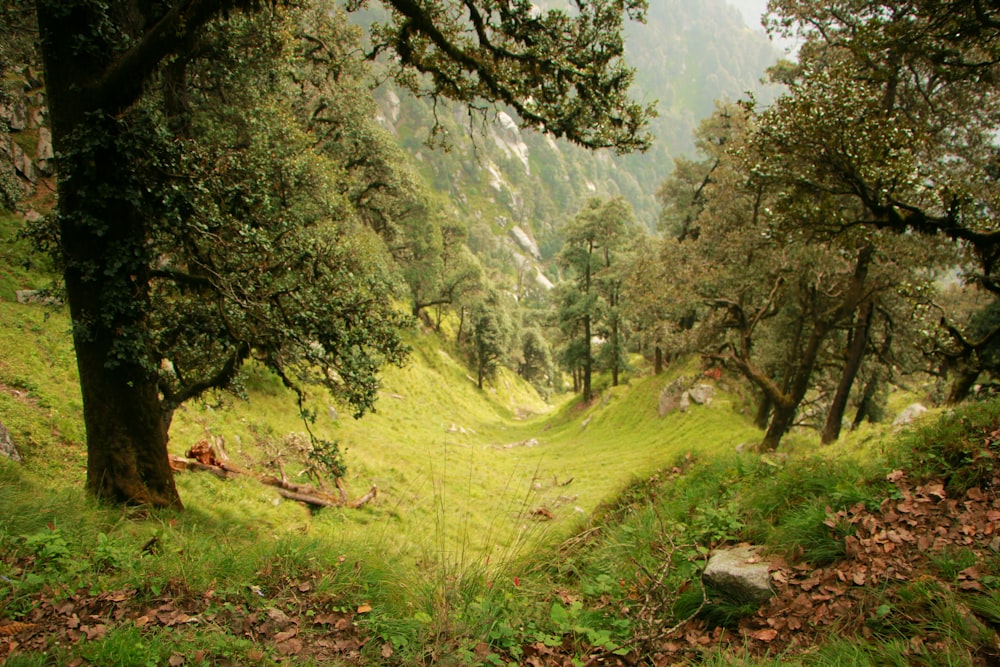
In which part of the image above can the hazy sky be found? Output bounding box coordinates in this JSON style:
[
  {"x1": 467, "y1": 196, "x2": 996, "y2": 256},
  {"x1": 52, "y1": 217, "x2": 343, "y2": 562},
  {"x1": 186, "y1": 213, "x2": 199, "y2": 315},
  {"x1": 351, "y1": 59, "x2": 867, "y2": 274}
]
[
  {"x1": 727, "y1": 0, "x2": 802, "y2": 55},
  {"x1": 728, "y1": 0, "x2": 769, "y2": 29}
]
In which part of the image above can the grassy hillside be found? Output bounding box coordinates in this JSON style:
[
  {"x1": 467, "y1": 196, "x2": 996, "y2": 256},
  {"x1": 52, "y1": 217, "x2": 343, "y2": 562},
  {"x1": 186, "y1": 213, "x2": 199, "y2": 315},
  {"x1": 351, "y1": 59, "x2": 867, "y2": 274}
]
[{"x1": 3, "y1": 210, "x2": 1000, "y2": 665}]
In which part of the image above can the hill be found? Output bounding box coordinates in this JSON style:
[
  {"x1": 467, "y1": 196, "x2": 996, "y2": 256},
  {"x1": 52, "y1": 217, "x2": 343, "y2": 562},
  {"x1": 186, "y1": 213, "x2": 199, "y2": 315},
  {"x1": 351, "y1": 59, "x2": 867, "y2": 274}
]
[{"x1": 3, "y1": 261, "x2": 1000, "y2": 665}]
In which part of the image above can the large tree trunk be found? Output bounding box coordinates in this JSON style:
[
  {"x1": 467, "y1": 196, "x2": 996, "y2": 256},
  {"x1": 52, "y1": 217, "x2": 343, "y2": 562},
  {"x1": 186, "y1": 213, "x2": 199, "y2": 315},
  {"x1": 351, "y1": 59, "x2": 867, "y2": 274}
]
[
  {"x1": 654, "y1": 345, "x2": 663, "y2": 375},
  {"x1": 36, "y1": 0, "x2": 182, "y2": 508},
  {"x1": 59, "y1": 131, "x2": 181, "y2": 508},
  {"x1": 822, "y1": 300, "x2": 873, "y2": 444}
]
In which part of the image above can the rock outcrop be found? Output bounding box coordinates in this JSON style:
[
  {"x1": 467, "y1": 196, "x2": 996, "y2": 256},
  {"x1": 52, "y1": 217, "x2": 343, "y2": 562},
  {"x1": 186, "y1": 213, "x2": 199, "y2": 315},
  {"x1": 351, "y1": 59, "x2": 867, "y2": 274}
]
[{"x1": 0, "y1": 421, "x2": 22, "y2": 463}]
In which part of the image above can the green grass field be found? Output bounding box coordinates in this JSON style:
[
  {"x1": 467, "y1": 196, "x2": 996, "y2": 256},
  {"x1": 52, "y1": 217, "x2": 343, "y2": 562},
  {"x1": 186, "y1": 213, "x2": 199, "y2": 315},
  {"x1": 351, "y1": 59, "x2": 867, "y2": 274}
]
[{"x1": 3, "y1": 216, "x2": 1000, "y2": 665}]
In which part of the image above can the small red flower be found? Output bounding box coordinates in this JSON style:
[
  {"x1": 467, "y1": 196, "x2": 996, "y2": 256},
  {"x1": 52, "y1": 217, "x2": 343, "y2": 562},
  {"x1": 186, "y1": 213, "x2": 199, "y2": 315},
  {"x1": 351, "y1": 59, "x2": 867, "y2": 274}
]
[{"x1": 514, "y1": 577, "x2": 520, "y2": 587}]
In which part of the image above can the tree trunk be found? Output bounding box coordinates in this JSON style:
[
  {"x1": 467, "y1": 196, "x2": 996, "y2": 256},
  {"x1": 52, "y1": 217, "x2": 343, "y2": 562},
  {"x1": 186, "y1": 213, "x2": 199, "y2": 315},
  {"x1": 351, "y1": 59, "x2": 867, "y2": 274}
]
[
  {"x1": 654, "y1": 345, "x2": 663, "y2": 375},
  {"x1": 947, "y1": 364, "x2": 980, "y2": 404},
  {"x1": 821, "y1": 300, "x2": 873, "y2": 444},
  {"x1": 583, "y1": 313, "x2": 593, "y2": 401},
  {"x1": 36, "y1": 1, "x2": 182, "y2": 508},
  {"x1": 851, "y1": 376, "x2": 879, "y2": 429},
  {"x1": 762, "y1": 402, "x2": 796, "y2": 451},
  {"x1": 456, "y1": 305, "x2": 466, "y2": 345},
  {"x1": 754, "y1": 393, "x2": 772, "y2": 430}
]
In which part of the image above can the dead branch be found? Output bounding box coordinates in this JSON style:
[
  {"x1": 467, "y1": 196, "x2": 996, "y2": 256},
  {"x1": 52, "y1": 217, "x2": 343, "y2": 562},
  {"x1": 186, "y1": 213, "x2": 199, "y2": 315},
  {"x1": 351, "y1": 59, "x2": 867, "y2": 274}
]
[{"x1": 169, "y1": 452, "x2": 374, "y2": 509}]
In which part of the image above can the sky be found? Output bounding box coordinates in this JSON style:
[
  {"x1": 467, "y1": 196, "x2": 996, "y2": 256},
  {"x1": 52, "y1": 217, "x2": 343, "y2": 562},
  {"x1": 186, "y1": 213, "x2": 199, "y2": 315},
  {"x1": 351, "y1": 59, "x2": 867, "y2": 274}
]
[
  {"x1": 727, "y1": 0, "x2": 769, "y2": 30},
  {"x1": 727, "y1": 0, "x2": 802, "y2": 56}
]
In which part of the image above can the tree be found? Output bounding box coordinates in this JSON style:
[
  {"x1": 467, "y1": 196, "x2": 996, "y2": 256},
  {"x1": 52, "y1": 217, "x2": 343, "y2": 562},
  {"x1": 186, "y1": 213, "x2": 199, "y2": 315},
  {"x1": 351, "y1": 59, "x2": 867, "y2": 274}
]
[
  {"x1": 518, "y1": 327, "x2": 556, "y2": 395},
  {"x1": 34, "y1": 0, "x2": 652, "y2": 507},
  {"x1": 557, "y1": 196, "x2": 633, "y2": 401},
  {"x1": 469, "y1": 290, "x2": 515, "y2": 389},
  {"x1": 762, "y1": 0, "x2": 1000, "y2": 404}
]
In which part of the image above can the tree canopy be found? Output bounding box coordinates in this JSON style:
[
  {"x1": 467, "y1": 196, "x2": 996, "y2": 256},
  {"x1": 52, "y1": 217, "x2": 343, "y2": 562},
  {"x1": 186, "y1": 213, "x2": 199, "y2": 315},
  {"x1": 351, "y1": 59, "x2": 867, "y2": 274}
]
[{"x1": 30, "y1": 0, "x2": 653, "y2": 507}]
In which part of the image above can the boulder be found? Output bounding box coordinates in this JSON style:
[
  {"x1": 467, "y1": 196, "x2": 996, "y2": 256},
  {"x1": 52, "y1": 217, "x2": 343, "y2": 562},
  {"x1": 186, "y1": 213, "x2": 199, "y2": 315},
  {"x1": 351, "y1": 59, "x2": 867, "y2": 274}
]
[
  {"x1": 1, "y1": 97, "x2": 28, "y2": 131},
  {"x1": 678, "y1": 391, "x2": 691, "y2": 413},
  {"x1": 36, "y1": 126, "x2": 54, "y2": 174},
  {"x1": 658, "y1": 388, "x2": 680, "y2": 416},
  {"x1": 688, "y1": 384, "x2": 715, "y2": 406},
  {"x1": 657, "y1": 375, "x2": 692, "y2": 417},
  {"x1": 0, "y1": 421, "x2": 22, "y2": 463},
  {"x1": 703, "y1": 546, "x2": 773, "y2": 603},
  {"x1": 892, "y1": 403, "x2": 928, "y2": 426},
  {"x1": 15, "y1": 289, "x2": 60, "y2": 305}
]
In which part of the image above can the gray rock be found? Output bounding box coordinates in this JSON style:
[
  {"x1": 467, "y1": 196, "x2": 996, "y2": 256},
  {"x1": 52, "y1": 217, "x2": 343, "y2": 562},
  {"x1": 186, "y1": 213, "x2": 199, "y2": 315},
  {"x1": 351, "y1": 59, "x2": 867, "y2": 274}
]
[
  {"x1": 892, "y1": 403, "x2": 928, "y2": 426},
  {"x1": 0, "y1": 421, "x2": 22, "y2": 463},
  {"x1": 658, "y1": 388, "x2": 680, "y2": 416},
  {"x1": 703, "y1": 546, "x2": 773, "y2": 603},
  {"x1": 1, "y1": 98, "x2": 28, "y2": 131},
  {"x1": 658, "y1": 375, "x2": 692, "y2": 417},
  {"x1": 15, "y1": 289, "x2": 60, "y2": 305},
  {"x1": 679, "y1": 391, "x2": 691, "y2": 413},
  {"x1": 36, "y1": 126, "x2": 53, "y2": 174},
  {"x1": 688, "y1": 384, "x2": 715, "y2": 406}
]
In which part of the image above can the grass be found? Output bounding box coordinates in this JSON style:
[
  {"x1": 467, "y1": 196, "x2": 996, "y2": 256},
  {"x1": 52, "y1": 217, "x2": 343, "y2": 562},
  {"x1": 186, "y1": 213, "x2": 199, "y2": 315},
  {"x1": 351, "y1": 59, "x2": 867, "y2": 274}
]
[{"x1": 4, "y1": 227, "x2": 1000, "y2": 664}]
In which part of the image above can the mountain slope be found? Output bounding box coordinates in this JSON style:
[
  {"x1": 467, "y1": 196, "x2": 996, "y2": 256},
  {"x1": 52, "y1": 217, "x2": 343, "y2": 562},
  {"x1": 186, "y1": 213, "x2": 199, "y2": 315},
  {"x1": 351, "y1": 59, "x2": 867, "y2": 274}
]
[{"x1": 371, "y1": 0, "x2": 781, "y2": 261}]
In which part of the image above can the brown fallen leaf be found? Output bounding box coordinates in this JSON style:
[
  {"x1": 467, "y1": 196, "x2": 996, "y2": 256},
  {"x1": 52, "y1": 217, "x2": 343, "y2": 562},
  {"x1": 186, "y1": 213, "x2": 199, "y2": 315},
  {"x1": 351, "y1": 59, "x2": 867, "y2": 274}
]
[
  {"x1": 274, "y1": 628, "x2": 298, "y2": 643},
  {"x1": 0, "y1": 622, "x2": 35, "y2": 636},
  {"x1": 276, "y1": 638, "x2": 303, "y2": 656},
  {"x1": 356, "y1": 603, "x2": 373, "y2": 614},
  {"x1": 168, "y1": 653, "x2": 185, "y2": 667},
  {"x1": 752, "y1": 628, "x2": 778, "y2": 642},
  {"x1": 381, "y1": 642, "x2": 394, "y2": 658}
]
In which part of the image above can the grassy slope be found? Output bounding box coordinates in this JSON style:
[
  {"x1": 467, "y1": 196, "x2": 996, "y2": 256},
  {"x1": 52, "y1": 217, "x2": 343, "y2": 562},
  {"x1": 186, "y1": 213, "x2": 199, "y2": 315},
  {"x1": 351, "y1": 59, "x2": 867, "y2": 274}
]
[{"x1": 5, "y1": 211, "x2": 998, "y2": 666}]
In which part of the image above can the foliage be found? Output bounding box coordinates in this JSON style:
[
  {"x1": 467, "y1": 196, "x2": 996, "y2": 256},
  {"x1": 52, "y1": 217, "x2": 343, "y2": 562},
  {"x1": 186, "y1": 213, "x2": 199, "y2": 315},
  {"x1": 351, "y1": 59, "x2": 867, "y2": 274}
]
[
  {"x1": 28, "y1": 0, "x2": 656, "y2": 506},
  {"x1": 557, "y1": 196, "x2": 638, "y2": 400}
]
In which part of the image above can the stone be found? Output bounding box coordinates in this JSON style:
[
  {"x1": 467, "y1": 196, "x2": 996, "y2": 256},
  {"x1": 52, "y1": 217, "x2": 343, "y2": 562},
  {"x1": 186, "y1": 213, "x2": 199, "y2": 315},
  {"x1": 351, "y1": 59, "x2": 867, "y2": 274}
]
[
  {"x1": 15, "y1": 289, "x2": 60, "y2": 305},
  {"x1": 36, "y1": 126, "x2": 54, "y2": 172},
  {"x1": 657, "y1": 375, "x2": 692, "y2": 417},
  {"x1": 509, "y1": 226, "x2": 542, "y2": 260},
  {"x1": 703, "y1": 546, "x2": 773, "y2": 603},
  {"x1": 892, "y1": 403, "x2": 928, "y2": 426},
  {"x1": 1, "y1": 97, "x2": 28, "y2": 131},
  {"x1": 688, "y1": 384, "x2": 715, "y2": 406},
  {"x1": 0, "y1": 421, "x2": 22, "y2": 463},
  {"x1": 679, "y1": 391, "x2": 691, "y2": 412}
]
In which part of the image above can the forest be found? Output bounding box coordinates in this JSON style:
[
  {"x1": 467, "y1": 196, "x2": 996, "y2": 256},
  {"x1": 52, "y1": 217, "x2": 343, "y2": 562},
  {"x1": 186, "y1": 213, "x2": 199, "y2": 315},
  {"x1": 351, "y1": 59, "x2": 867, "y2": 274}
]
[{"x1": 1, "y1": 0, "x2": 1000, "y2": 665}]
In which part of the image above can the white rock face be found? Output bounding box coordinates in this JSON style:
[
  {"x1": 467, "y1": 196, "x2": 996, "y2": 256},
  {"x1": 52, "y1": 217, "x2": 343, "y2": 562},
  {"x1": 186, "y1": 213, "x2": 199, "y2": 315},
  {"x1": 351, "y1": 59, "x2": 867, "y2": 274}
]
[
  {"x1": 534, "y1": 269, "x2": 554, "y2": 290},
  {"x1": 510, "y1": 226, "x2": 542, "y2": 260},
  {"x1": 486, "y1": 161, "x2": 506, "y2": 193},
  {"x1": 491, "y1": 111, "x2": 530, "y2": 173}
]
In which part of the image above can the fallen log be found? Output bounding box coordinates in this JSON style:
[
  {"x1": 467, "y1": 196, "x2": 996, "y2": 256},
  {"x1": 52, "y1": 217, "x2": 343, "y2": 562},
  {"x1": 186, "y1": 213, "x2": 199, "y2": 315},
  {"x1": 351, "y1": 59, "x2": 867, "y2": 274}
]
[
  {"x1": 350, "y1": 484, "x2": 378, "y2": 509},
  {"x1": 274, "y1": 487, "x2": 340, "y2": 507},
  {"x1": 168, "y1": 453, "x2": 376, "y2": 509}
]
